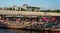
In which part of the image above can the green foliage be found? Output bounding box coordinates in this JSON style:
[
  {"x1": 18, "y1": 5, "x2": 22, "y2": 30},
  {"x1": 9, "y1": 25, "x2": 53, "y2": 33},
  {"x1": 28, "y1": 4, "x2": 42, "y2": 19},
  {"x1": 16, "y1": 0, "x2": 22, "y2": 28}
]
[
  {"x1": 8, "y1": 7, "x2": 12, "y2": 10},
  {"x1": 40, "y1": 10, "x2": 60, "y2": 13},
  {"x1": 37, "y1": 16, "x2": 41, "y2": 21}
]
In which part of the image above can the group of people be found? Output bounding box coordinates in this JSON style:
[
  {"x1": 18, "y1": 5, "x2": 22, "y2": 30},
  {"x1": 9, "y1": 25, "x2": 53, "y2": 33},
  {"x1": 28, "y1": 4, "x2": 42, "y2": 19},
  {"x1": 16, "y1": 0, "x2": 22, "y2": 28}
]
[
  {"x1": 42, "y1": 17, "x2": 56, "y2": 22},
  {"x1": 0, "y1": 16, "x2": 60, "y2": 28}
]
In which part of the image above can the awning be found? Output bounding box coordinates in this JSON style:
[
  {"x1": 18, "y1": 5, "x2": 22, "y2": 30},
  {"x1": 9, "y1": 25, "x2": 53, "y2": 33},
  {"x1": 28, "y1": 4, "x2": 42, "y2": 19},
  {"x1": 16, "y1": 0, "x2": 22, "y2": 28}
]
[{"x1": 5, "y1": 15, "x2": 24, "y2": 17}]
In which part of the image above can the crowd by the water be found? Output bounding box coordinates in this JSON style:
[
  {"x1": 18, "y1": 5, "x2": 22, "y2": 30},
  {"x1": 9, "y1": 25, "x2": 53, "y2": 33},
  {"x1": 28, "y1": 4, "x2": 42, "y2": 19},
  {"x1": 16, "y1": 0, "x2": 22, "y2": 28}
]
[{"x1": 0, "y1": 16, "x2": 60, "y2": 28}]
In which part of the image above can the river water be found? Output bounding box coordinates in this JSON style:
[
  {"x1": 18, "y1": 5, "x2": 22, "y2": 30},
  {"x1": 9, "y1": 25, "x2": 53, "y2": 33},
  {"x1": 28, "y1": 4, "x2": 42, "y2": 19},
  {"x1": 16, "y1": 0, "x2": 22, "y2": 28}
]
[{"x1": 0, "y1": 28, "x2": 48, "y2": 33}]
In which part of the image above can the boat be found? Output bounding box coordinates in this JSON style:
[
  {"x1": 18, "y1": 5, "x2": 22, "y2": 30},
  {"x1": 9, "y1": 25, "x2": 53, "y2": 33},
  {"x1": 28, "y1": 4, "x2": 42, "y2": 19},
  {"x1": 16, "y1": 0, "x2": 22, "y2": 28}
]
[{"x1": 0, "y1": 10, "x2": 60, "y2": 33}]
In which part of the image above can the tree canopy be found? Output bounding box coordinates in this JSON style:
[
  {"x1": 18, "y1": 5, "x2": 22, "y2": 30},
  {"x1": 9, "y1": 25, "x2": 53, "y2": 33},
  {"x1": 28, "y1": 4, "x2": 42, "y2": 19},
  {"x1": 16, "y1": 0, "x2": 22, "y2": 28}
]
[{"x1": 40, "y1": 10, "x2": 60, "y2": 13}]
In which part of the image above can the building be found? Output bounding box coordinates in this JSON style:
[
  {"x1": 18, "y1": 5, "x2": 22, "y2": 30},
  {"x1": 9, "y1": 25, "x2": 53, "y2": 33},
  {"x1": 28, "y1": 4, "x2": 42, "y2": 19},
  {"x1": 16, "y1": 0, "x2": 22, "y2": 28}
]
[
  {"x1": 12, "y1": 5, "x2": 21, "y2": 11},
  {"x1": 22, "y1": 4, "x2": 40, "y2": 11},
  {"x1": 0, "y1": 4, "x2": 40, "y2": 11}
]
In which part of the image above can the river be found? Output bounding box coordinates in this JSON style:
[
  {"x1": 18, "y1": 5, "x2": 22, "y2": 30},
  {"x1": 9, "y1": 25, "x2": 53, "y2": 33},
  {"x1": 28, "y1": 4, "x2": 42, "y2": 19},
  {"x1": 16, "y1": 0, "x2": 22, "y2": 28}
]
[{"x1": 0, "y1": 28, "x2": 49, "y2": 33}]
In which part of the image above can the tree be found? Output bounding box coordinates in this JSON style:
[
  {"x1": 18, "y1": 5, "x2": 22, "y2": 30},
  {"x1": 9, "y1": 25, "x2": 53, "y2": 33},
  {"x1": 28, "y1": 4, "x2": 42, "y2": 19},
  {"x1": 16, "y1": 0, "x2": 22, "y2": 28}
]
[
  {"x1": 37, "y1": 16, "x2": 41, "y2": 21},
  {"x1": 32, "y1": 8, "x2": 35, "y2": 12},
  {"x1": 56, "y1": 10, "x2": 60, "y2": 13},
  {"x1": 40, "y1": 9, "x2": 60, "y2": 13},
  {"x1": 8, "y1": 7, "x2": 12, "y2": 10}
]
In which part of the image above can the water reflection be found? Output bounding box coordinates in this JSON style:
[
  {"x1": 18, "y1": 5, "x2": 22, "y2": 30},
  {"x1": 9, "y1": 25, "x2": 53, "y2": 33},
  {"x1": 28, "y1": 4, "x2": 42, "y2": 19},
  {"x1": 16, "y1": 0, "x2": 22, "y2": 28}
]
[{"x1": 0, "y1": 28, "x2": 44, "y2": 33}]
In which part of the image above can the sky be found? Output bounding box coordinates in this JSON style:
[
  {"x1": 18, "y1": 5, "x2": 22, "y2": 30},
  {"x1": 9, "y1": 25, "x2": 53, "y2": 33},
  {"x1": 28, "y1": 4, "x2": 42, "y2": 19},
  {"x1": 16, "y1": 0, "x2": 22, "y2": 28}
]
[{"x1": 0, "y1": 0, "x2": 60, "y2": 10}]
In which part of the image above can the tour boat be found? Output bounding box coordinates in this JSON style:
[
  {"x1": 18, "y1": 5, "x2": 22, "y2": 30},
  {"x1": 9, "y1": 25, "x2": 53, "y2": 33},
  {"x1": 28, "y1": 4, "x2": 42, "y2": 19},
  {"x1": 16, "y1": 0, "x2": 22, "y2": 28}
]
[{"x1": 0, "y1": 10, "x2": 60, "y2": 33}]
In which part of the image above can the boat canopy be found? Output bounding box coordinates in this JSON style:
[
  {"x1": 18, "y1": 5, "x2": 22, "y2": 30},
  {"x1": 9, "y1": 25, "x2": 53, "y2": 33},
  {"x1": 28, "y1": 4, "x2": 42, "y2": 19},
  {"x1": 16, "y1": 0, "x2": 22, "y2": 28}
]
[{"x1": 0, "y1": 10, "x2": 60, "y2": 16}]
